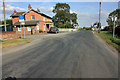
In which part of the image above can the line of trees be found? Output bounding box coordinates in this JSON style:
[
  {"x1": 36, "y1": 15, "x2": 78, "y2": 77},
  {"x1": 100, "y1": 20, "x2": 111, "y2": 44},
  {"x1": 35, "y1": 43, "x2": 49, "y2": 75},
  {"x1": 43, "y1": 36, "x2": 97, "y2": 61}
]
[
  {"x1": 52, "y1": 3, "x2": 78, "y2": 28},
  {"x1": 106, "y1": 9, "x2": 120, "y2": 36},
  {"x1": 1, "y1": 19, "x2": 13, "y2": 32},
  {"x1": 2, "y1": 19, "x2": 12, "y2": 25}
]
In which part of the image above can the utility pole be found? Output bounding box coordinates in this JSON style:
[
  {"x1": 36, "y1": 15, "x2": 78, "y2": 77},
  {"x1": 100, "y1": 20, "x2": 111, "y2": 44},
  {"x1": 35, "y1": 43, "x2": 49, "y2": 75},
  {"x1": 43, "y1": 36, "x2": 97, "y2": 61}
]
[
  {"x1": 3, "y1": 0, "x2": 6, "y2": 32},
  {"x1": 98, "y1": 1, "x2": 101, "y2": 33}
]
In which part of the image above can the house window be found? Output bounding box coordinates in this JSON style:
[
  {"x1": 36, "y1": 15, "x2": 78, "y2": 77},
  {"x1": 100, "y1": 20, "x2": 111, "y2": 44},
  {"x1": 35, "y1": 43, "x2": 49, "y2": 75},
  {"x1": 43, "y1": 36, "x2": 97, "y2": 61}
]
[
  {"x1": 47, "y1": 18, "x2": 48, "y2": 21},
  {"x1": 27, "y1": 26, "x2": 31, "y2": 31},
  {"x1": 37, "y1": 25, "x2": 39, "y2": 30},
  {"x1": 43, "y1": 17, "x2": 45, "y2": 21},
  {"x1": 31, "y1": 15, "x2": 35, "y2": 20},
  {"x1": 18, "y1": 27, "x2": 21, "y2": 31}
]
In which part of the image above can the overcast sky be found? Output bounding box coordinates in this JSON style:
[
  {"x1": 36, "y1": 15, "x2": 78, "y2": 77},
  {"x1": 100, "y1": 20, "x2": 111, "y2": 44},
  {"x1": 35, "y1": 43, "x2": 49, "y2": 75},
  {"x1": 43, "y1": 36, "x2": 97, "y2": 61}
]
[{"x1": 0, "y1": 1, "x2": 119, "y2": 27}]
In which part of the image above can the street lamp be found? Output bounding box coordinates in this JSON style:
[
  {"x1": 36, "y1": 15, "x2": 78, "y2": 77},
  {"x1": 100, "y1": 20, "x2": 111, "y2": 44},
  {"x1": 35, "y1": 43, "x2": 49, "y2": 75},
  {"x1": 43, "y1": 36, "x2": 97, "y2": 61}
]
[{"x1": 111, "y1": 16, "x2": 117, "y2": 38}]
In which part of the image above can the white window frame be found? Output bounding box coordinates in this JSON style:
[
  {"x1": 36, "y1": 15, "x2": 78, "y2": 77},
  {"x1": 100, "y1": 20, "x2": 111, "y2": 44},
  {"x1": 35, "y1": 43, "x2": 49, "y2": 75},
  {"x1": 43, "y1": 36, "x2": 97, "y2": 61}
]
[
  {"x1": 31, "y1": 15, "x2": 35, "y2": 20},
  {"x1": 49, "y1": 19, "x2": 51, "y2": 22},
  {"x1": 37, "y1": 25, "x2": 39, "y2": 30},
  {"x1": 43, "y1": 17, "x2": 45, "y2": 21},
  {"x1": 18, "y1": 27, "x2": 21, "y2": 31},
  {"x1": 27, "y1": 26, "x2": 31, "y2": 31}
]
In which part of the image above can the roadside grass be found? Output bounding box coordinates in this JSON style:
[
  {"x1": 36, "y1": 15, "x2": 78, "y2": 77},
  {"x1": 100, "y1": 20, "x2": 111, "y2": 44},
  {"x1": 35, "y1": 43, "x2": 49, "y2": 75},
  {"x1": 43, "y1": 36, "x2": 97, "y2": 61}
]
[
  {"x1": 1, "y1": 38, "x2": 32, "y2": 48},
  {"x1": 95, "y1": 31, "x2": 120, "y2": 52}
]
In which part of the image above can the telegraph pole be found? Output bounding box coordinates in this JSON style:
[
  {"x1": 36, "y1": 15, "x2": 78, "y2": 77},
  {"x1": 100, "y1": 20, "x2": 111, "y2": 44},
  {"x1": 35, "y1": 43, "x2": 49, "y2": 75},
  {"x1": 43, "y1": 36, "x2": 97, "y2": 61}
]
[
  {"x1": 3, "y1": 0, "x2": 6, "y2": 32},
  {"x1": 98, "y1": 1, "x2": 101, "y2": 33}
]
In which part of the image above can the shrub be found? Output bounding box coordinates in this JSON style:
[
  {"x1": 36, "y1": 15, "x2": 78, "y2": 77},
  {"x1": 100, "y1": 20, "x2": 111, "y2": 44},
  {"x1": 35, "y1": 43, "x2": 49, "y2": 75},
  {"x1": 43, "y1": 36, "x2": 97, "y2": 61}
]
[
  {"x1": 65, "y1": 23, "x2": 72, "y2": 28},
  {"x1": 101, "y1": 26, "x2": 109, "y2": 31},
  {"x1": 115, "y1": 27, "x2": 120, "y2": 36},
  {"x1": 58, "y1": 24, "x2": 65, "y2": 28},
  {"x1": 39, "y1": 29, "x2": 43, "y2": 33},
  {"x1": 110, "y1": 38, "x2": 120, "y2": 45},
  {"x1": 58, "y1": 22, "x2": 73, "y2": 28}
]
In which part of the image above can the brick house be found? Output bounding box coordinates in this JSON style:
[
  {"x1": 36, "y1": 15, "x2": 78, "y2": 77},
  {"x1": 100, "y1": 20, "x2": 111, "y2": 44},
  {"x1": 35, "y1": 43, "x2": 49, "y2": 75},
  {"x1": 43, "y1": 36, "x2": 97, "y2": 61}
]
[{"x1": 11, "y1": 4, "x2": 53, "y2": 35}]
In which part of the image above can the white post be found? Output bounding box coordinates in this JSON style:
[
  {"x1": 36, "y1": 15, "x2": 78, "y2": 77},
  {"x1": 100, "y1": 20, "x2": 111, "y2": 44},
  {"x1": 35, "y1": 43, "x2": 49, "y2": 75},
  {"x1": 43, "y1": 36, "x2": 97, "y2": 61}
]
[
  {"x1": 113, "y1": 16, "x2": 115, "y2": 38},
  {"x1": 24, "y1": 24, "x2": 25, "y2": 38},
  {"x1": 20, "y1": 23, "x2": 22, "y2": 38},
  {"x1": 113, "y1": 16, "x2": 117, "y2": 38}
]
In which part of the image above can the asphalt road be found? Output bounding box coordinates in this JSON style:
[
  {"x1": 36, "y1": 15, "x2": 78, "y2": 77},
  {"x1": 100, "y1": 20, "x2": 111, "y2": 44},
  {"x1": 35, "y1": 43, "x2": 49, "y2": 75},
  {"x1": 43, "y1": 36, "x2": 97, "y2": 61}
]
[{"x1": 2, "y1": 31, "x2": 118, "y2": 78}]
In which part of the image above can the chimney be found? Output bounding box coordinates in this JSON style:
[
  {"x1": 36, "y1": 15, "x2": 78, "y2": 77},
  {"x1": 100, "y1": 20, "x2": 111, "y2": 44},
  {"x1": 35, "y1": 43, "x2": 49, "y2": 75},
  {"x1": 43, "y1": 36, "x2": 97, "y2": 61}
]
[
  {"x1": 14, "y1": 10, "x2": 17, "y2": 14},
  {"x1": 28, "y1": 4, "x2": 32, "y2": 10},
  {"x1": 37, "y1": 8, "x2": 40, "y2": 12}
]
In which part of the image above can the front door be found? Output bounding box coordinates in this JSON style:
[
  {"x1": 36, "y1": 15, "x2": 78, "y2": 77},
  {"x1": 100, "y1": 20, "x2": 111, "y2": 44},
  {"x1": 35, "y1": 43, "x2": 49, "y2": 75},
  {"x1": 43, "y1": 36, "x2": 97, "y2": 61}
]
[
  {"x1": 31, "y1": 27, "x2": 35, "y2": 35},
  {"x1": 46, "y1": 24, "x2": 49, "y2": 31},
  {"x1": 43, "y1": 25, "x2": 45, "y2": 32}
]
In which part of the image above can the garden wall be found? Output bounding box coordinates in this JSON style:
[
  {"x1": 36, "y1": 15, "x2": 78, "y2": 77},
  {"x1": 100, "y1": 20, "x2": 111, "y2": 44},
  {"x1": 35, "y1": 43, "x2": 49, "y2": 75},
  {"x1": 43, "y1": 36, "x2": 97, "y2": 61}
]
[{"x1": 0, "y1": 31, "x2": 18, "y2": 40}]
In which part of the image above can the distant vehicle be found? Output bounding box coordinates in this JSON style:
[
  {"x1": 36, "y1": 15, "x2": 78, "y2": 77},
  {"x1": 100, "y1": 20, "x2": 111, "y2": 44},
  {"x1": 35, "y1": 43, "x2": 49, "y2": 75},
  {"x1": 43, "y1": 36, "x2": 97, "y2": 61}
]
[{"x1": 48, "y1": 27, "x2": 59, "y2": 33}]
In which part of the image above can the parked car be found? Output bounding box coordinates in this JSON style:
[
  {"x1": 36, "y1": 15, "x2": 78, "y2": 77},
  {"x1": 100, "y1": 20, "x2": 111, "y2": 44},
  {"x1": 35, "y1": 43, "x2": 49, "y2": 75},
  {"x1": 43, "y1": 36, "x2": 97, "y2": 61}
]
[{"x1": 48, "y1": 27, "x2": 59, "y2": 33}]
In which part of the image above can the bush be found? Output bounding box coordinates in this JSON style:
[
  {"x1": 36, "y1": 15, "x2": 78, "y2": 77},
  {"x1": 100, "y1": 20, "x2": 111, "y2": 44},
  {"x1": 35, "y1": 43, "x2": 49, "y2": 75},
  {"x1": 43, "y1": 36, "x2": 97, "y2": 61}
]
[
  {"x1": 101, "y1": 26, "x2": 109, "y2": 31},
  {"x1": 110, "y1": 38, "x2": 120, "y2": 45},
  {"x1": 39, "y1": 29, "x2": 43, "y2": 33},
  {"x1": 58, "y1": 24, "x2": 65, "y2": 28},
  {"x1": 65, "y1": 23, "x2": 72, "y2": 28},
  {"x1": 115, "y1": 27, "x2": 120, "y2": 36},
  {"x1": 58, "y1": 23, "x2": 73, "y2": 28}
]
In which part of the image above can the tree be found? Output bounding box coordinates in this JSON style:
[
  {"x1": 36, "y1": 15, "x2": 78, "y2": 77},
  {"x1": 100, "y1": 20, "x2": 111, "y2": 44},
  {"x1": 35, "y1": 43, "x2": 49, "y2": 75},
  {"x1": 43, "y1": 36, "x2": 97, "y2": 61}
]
[
  {"x1": 106, "y1": 9, "x2": 120, "y2": 35},
  {"x1": 106, "y1": 16, "x2": 114, "y2": 31},
  {"x1": 106, "y1": 16, "x2": 113, "y2": 26},
  {"x1": 93, "y1": 21, "x2": 101, "y2": 28},
  {"x1": 2, "y1": 19, "x2": 12, "y2": 25},
  {"x1": 108, "y1": 9, "x2": 120, "y2": 27},
  {"x1": 93, "y1": 21, "x2": 98, "y2": 27},
  {"x1": 52, "y1": 3, "x2": 78, "y2": 28},
  {"x1": 70, "y1": 13, "x2": 78, "y2": 27},
  {"x1": 53, "y1": 3, "x2": 70, "y2": 13}
]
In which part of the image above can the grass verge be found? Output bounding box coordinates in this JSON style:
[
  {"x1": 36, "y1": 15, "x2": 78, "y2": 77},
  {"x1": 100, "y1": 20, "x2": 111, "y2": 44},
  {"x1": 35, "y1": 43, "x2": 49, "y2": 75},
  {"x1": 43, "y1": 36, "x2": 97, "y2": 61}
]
[
  {"x1": 1, "y1": 38, "x2": 32, "y2": 48},
  {"x1": 95, "y1": 31, "x2": 120, "y2": 52}
]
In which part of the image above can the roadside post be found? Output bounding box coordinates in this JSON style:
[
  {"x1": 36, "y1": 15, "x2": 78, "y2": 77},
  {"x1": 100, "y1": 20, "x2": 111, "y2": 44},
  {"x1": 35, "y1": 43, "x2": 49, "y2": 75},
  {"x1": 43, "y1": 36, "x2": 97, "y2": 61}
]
[
  {"x1": 113, "y1": 16, "x2": 115, "y2": 38},
  {"x1": 19, "y1": 15, "x2": 25, "y2": 38},
  {"x1": 112, "y1": 16, "x2": 117, "y2": 38},
  {"x1": 20, "y1": 24, "x2": 22, "y2": 38},
  {"x1": 24, "y1": 24, "x2": 25, "y2": 38},
  {"x1": 21, "y1": 22, "x2": 25, "y2": 38}
]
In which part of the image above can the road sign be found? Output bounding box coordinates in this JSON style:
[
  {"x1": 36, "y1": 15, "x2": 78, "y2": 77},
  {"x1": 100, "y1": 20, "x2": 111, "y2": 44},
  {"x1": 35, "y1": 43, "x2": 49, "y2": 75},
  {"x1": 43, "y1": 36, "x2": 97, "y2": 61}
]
[
  {"x1": 19, "y1": 15, "x2": 24, "y2": 22},
  {"x1": 19, "y1": 15, "x2": 25, "y2": 38}
]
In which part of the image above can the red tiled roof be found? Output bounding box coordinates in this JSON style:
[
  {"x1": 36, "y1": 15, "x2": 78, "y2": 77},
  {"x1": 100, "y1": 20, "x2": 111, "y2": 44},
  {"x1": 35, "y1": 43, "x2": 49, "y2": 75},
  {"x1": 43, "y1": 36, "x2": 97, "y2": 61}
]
[
  {"x1": 10, "y1": 12, "x2": 25, "y2": 17},
  {"x1": 10, "y1": 9, "x2": 52, "y2": 19}
]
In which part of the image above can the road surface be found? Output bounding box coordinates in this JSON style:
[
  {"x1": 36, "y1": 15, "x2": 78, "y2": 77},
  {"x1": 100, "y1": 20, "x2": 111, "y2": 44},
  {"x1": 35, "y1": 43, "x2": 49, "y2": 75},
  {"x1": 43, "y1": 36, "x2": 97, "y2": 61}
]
[{"x1": 2, "y1": 31, "x2": 118, "y2": 78}]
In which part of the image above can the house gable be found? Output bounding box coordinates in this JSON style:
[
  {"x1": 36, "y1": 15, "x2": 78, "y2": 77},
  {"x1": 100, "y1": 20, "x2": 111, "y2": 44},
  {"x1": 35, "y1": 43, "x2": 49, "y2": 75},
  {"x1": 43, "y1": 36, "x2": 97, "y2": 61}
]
[
  {"x1": 25, "y1": 10, "x2": 42, "y2": 21},
  {"x1": 11, "y1": 4, "x2": 53, "y2": 26},
  {"x1": 24, "y1": 9, "x2": 52, "y2": 20}
]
